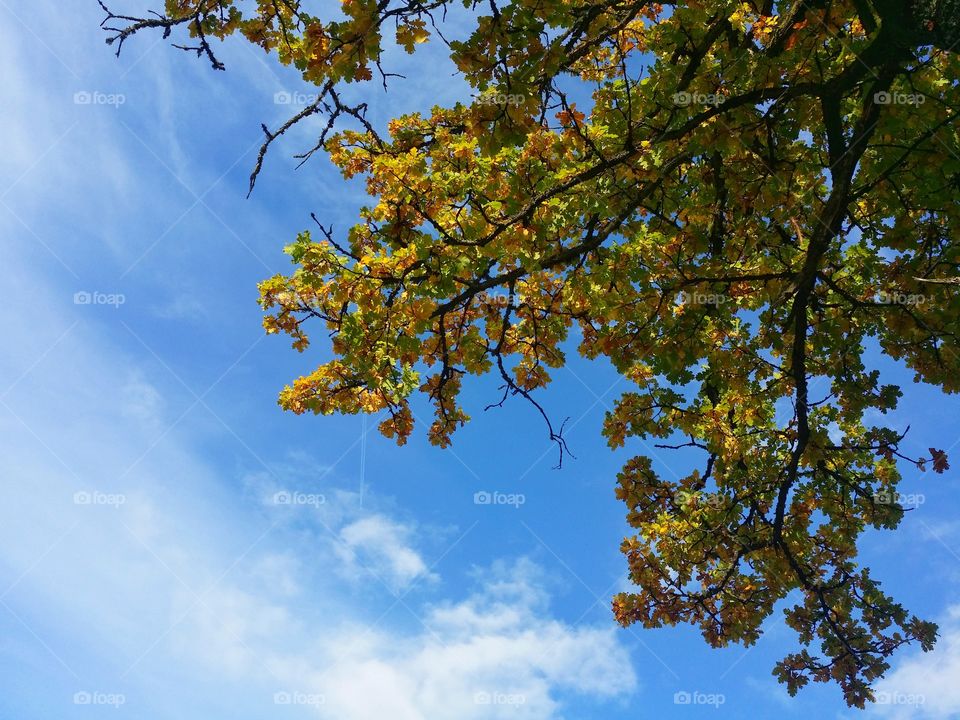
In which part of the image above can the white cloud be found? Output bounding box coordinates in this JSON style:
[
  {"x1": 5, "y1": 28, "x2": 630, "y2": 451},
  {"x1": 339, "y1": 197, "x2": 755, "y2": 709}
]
[
  {"x1": 870, "y1": 605, "x2": 960, "y2": 719},
  {"x1": 314, "y1": 559, "x2": 636, "y2": 719},
  {"x1": 336, "y1": 514, "x2": 438, "y2": 593}
]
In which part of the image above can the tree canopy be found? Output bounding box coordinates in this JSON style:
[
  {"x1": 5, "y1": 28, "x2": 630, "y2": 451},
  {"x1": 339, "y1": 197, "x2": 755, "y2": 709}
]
[{"x1": 102, "y1": 0, "x2": 960, "y2": 706}]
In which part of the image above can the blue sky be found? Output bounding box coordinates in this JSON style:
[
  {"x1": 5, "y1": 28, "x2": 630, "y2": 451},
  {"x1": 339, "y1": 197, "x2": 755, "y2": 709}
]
[{"x1": 1, "y1": 3, "x2": 959, "y2": 719}]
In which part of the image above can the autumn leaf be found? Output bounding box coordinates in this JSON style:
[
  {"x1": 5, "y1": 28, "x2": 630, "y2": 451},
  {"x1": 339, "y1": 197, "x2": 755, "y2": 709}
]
[{"x1": 930, "y1": 448, "x2": 950, "y2": 474}]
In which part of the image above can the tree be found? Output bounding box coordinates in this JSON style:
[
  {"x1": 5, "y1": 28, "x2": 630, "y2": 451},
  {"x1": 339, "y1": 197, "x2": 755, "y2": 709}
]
[{"x1": 102, "y1": 0, "x2": 960, "y2": 706}]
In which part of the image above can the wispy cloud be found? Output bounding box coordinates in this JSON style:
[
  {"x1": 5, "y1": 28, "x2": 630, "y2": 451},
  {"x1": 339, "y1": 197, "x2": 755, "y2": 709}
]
[{"x1": 0, "y1": 205, "x2": 636, "y2": 719}]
